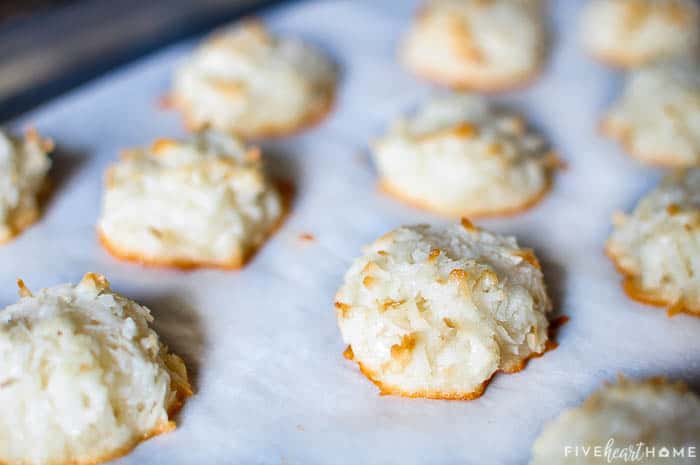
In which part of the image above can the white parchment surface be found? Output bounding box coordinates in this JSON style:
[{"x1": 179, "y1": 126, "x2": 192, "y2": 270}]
[{"x1": 3, "y1": 1, "x2": 700, "y2": 464}]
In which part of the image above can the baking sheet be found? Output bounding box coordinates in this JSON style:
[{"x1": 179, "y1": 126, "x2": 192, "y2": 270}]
[{"x1": 3, "y1": 1, "x2": 700, "y2": 464}]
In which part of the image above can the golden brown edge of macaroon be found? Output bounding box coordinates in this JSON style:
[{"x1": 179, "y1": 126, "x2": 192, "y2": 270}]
[
  {"x1": 341, "y1": 328, "x2": 563, "y2": 401},
  {"x1": 0, "y1": 202, "x2": 43, "y2": 246},
  {"x1": 378, "y1": 174, "x2": 554, "y2": 219},
  {"x1": 402, "y1": 56, "x2": 544, "y2": 93},
  {"x1": 584, "y1": 48, "x2": 657, "y2": 69},
  {"x1": 604, "y1": 244, "x2": 700, "y2": 318},
  {"x1": 166, "y1": 85, "x2": 336, "y2": 139},
  {"x1": 600, "y1": 119, "x2": 698, "y2": 168},
  {"x1": 0, "y1": 130, "x2": 54, "y2": 246}
]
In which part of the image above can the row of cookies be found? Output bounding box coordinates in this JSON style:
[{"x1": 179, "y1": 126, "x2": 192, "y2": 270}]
[
  {"x1": 404, "y1": 1, "x2": 699, "y2": 83},
  {"x1": 1, "y1": 99, "x2": 698, "y2": 318},
  {"x1": 0, "y1": 18, "x2": 336, "y2": 465},
  {"x1": 5, "y1": 119, "x2": 685, "y2": 402},
  {"x1": 591, "y1": 0, "x2": 700, "y2": 314},
  {"x1": 553, "y1": 5, "x2": 700, "y2": 461},
  {"x1": 2, "y1": 1, "x2": 700, "y2": 464},
  {"x1": 367, "y1": 87, "x2": 700, "y2": 317},
  {"x1": 526, "y1": 2, "x2": 700, "y2": 462},
  {"x1": 0, "y1": 128, "x2": 283, "y2": 268},
  {"x1": 1, "y1": 0, "x2": 698, "y2": 400},
  {"x1": 585, "y1": 0, "x2": 700, "y2": 168},
  {"x1": 406, "y1": 0, "x2": 700, "y2": 167},
  {"x1": 166, "y1": 0, "x2": 700, "y2": 153},
  {"x1": 2, "y1": 221, "x2": 698, "y2": 464},
  {"x1": 403, "y1": 0, "x2": 700, "y2": 89},
  {"x1": 7, "y1": 99, "x2": 697, "y2": 320},
  {"x1": 373, "y1": 0, "x2": 700, "y2": 316},
  {"x1": 333, "y1": 220, "x2": 699, "y2": 461},
  {"x1": 164, "y1": 3, "x2": 700, "y2": 464},
  {"x1": 333, "y1": 221, "x2": 700, "y2": 463}
]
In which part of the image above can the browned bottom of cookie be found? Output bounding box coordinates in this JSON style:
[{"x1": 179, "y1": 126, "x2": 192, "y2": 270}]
[
  {"x1": 98, "y1": 230, "x2": 247, "y2": 270},
  {"x1": 600, "y1": 119, "x2": 696, "y2": 168},
  {"x1": 605, "y1": 245, "x2": 700, "y2": 318},
  {"x1": 0, "y1": 209, "x2": 40, "y2": 245},
  {"x1": 343, "y1": 319, "x2": 563, "y2": 401},
  {"x1": 168, "y1": 91, "x2": 335, "y2": 139},
  {"x1": 0, "y1": 179, "x2": 52, "y2": 246},
  {"x1": 164, "y1": 353, "x2": 194, "y2": 418},
  {"x1": 378, "y1": 177, "x2": 552, "y2": 219},
  {"x1": 586, "y1": 48, "x2": 654, "y2": 70},
  {"x1": 402, "y1": 53, "x2": 543, "y2": 93}
]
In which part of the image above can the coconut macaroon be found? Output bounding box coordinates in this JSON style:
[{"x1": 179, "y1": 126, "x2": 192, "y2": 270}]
[
  {"x1": 0, "y1": 273, "x2": 192, "y2": 465},
  {"x1": 606, "y1": 169, "x2": 700, "y2": 317},
  {"x1": 0, "y1": 129, "x2": 52, "y2": 244},
  {"x1": 530, "y1": 377, "x2": 700, "y2": 465},
  {"x1": 373, "y1": 94, "x2": 556, "y2": 217},
  {"x1": 402, "y1": 0, "x2": 547, "y2": 91},
  {"x1": 602, "y1": 62, "x2": 700, "y2": 167},
  {"x1": 98, "y1": 130, "x2": 284, "y2": 269},
  {"x1": 335, "y1": 221, "x2": 552, "y2": 400},
  {"x1": 580, "y1": 0, "x2": 700, "y2": 68},
  {"x1": 171, "y1": 20, "x2": 336, "y2": 138}
]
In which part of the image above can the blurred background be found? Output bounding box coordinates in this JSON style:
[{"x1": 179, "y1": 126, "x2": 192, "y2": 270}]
[{"x1": 0, "y1": 0, "x2": 273, "y2": 121}]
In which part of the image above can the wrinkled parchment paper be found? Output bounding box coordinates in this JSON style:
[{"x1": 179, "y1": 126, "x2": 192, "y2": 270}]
[{"x1": 4, "y1": 1, "x2": 700, "y2": 464}]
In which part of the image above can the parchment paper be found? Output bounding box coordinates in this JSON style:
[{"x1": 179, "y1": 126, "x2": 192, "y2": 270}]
[{"x1": 3, "y1": 1, "x2": 700, "y2": 464}]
